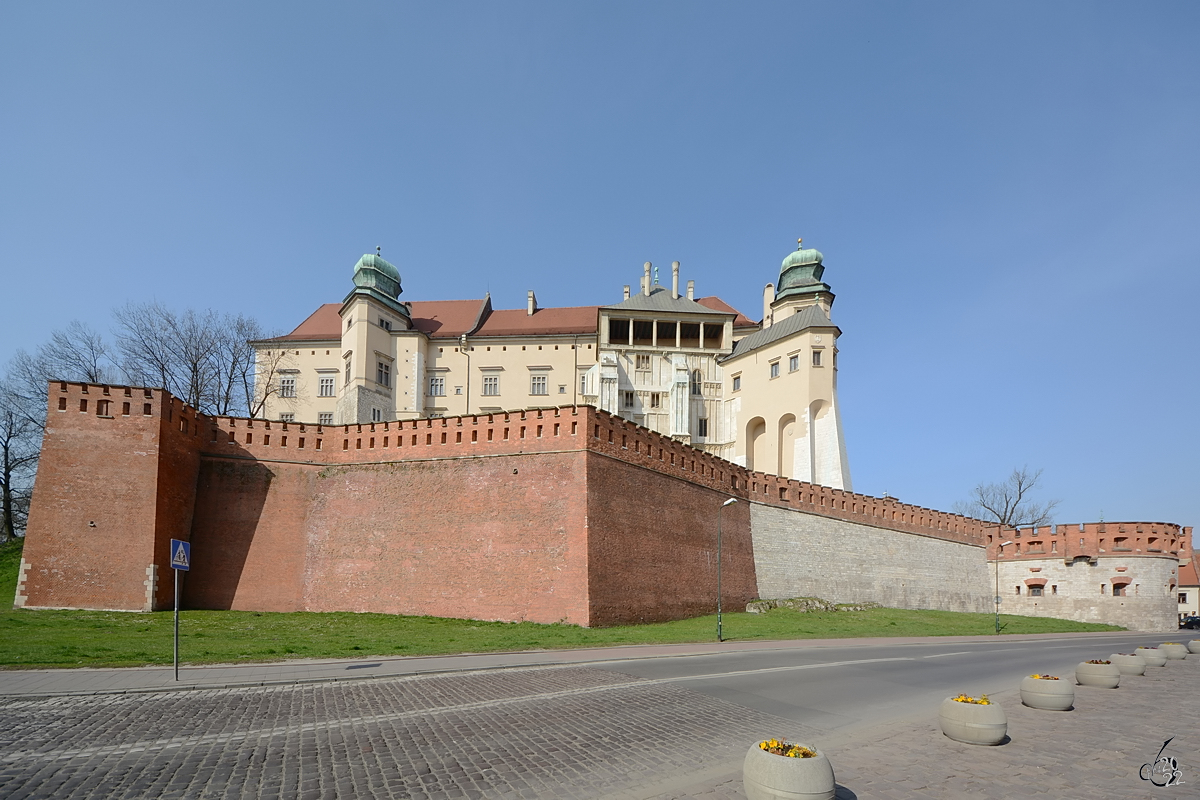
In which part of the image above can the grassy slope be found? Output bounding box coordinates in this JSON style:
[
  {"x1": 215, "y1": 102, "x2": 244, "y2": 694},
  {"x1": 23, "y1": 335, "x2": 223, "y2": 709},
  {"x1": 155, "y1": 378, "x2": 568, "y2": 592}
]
[
  {"x1": 0, "y1": 538, "x2": 22, "y2": 610},
  {"x1": 0, "y1": 538, "x2": 1122, "y2": 669}
]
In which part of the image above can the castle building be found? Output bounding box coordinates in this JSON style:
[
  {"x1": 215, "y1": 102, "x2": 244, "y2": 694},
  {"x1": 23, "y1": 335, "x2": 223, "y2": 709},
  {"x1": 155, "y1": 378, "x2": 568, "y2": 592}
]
[{"x1": 255, "y1": 240, "x2": 852, "y2": 488}]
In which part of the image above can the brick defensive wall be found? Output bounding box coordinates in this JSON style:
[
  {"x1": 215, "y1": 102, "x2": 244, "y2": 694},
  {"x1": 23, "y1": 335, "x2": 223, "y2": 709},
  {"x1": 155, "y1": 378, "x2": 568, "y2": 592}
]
[{"x1": 20, "y1": 381, "x2": 1002, "y2": 625}]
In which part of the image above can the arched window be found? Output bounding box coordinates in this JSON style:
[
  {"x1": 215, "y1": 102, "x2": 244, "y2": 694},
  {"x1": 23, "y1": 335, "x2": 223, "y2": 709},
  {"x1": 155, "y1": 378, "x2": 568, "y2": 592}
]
[{"x1": 690, "y1": 369, "x2": 702, "y2": 396}]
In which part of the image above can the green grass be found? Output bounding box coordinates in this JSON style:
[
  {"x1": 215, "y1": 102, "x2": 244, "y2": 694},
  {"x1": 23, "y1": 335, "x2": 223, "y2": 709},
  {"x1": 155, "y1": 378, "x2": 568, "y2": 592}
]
[
  {"x1": 0, "y1": 537, "x2": 1121, "y2": 669},
  {"x1": 0, "y1": 538, "x2": 23, "y2": 610},
  {"x1": 0, "y1": 605, "x2": 1122, "y2": 670}
]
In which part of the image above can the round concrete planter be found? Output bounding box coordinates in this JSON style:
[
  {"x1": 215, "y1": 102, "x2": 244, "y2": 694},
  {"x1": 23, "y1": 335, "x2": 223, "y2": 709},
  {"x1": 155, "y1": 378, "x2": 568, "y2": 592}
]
[
  {"x1": 1075, "y1": 661, "x2": 1120, "y2": 688},
  {"x1": 938, "y1": 698, "x2": 1008, "y2": 745},
  {"x1": 1160, "y1": 643, "x2": 1188, "y2": 660},
  {"x1": 1137, "y1": 647, "x2": 1168, "y2": 667},
  {"x1": 1020, "y1": 676, "x2": 1074, "y2": 710},
  {"x1": 743, "y1": 742, "x2": 836, "y2": 800},
  {"x1": 1110, "y1": 653, "x2": 1147, "y2": 676},
  {"x1": 1188, "y1": 640, "x2": 1200, "y2": 654}
]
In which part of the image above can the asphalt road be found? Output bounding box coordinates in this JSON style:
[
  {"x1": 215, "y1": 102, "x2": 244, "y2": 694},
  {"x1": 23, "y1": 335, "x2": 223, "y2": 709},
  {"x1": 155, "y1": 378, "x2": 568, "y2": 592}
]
[{"x1": 592, "y1": 633, "x2": 1170, "y2": 746}]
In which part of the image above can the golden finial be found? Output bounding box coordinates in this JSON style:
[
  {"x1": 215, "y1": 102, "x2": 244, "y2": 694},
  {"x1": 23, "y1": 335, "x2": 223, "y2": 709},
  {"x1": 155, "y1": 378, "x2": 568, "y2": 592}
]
[{"x1": 797, "y1": 237, "x2": 803, "y2": 250}]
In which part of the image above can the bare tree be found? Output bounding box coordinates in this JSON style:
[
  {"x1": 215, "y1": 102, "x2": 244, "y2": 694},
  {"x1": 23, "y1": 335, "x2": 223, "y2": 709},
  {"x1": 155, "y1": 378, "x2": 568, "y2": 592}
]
[
  {"x1": 0, "y1": 377, "x2": 41, "y2": 542},
  {"x1": 955, "y1": 466, "x2": 1060, "y2": 527},
  {"x1": 245, "y1": 345, "x2": 297, "y2": 420},
  {"x1": 8, "y1": 322, "x2": 116, "y2": 430},
  {"x1": 113, "y1": 303, "x2": 279, "y2": 417}
]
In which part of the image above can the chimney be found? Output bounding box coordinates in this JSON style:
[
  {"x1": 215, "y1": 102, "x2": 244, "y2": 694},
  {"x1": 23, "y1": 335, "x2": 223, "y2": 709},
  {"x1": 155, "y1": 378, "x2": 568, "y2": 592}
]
[
  {"x1": 672, "y1": 261, "x2": 680, "y2": 299},
  {"x1": 643, "y1": 262, "x2": 652, "y2": 296},
  {"x1": 527, "y1": 290, "x2": 537, "y2": 316},
  {"x1": 623, "y1": 285, "x2": 630, "y2": 300},
  {"x1": 762, "y1": 283, "x2": 775, "y2": 328},
  {"x1": 686, "y1": 280, "x2": 694, "y2": 300}
]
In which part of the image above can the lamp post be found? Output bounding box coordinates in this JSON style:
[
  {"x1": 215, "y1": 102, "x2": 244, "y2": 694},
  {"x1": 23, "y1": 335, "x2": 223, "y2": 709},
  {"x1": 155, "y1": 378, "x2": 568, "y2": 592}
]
[
  {"x1": 717, "y1": 497, "x2": 738, "y2": 642},
  {"x1": 995, "y1": 539, "x2": 1013, "y2": 635}
]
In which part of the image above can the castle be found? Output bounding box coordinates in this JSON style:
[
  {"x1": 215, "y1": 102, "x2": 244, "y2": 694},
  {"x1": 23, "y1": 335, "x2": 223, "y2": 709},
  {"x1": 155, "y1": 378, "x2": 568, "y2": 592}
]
[
  {"x1": 253, "y1": 241, "x2": 850, "y2": 488},
  {"x1": 12, "y1": 242, "x2": 1191, "y2": 631}
]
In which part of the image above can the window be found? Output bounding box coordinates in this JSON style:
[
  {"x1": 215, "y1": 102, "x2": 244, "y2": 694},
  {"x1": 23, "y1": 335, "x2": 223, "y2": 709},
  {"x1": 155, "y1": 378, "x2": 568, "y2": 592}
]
[
  {"x1": 650, "y1": 393, "x2": 661, "y2": 408},
  {"x1": 1029, "y1": 585, "x2": 1043, "y2": 597},
  {"x1": 1179, "y1": 593, "x2": 1188, "y2": 604},
  {"x1": 280, "y1": 413, "x2": 294, "y2": 422},
  {"x1": 635, "y1": 354, "x2": 651, "y2": 370},
  {"x1": 580, "y1": 374, "x2": 588, "y2": 395},
  {"x1": 812, "y1": 350, "x2": 823, "y2": 367},
  {"x1": 622, "y1": 390, "x2": 635, "y2": 407},
  {"x1": 377, "y1": 361, "x2": 391, "y2": 388},
  {"x1": 1113, "y1": 584, "x2": 1126, "y2": 597},
  {"x1": 319, "y1": 377, "x2": 335, "y2": 397},
  {"x1": 280, "y1": 377, "x2": 296, "y2": 398},
  {"x1": 789, "y1": 355, "x2": 799, "y2": 372},
  {"x1": 371, "y1": 409, "x2": 382, "y2": 422},
  {"x1": 558, "y1": 385, "x2": 566, "y2": 394},
  {"x1": 769, "y1": 361, "x2": 780, "y2": 379},
  {"x1": 429, "y1": 377, "x2": 445, "y2": 396},
  {"x1": 318, "y1": 413, "x2": 333, "y2": 426},
  {"x1": 697, "y1": 418, "x2": 708, "y2": 437},
  {"x1": 690, "y1": 369, "x2": 702, "y2": 396},
  {"x1": 378, "y1": 317, "x2": 392, "y2": 331},
  {"x1": 732, "y1": 375, "x2": 741, "y2": 392},
  {"x1": 345, "y1": 358, "x2": 352, "y2": 386},
  {"x1": 455, "y1": 386, "x2": 462, "y2": 395},
  {"x1": 482, "y1": 376, "x2": 499, "y2": 396},
  {"x1": 530, "y1": 375, "x2": 548, "y2": 395}
]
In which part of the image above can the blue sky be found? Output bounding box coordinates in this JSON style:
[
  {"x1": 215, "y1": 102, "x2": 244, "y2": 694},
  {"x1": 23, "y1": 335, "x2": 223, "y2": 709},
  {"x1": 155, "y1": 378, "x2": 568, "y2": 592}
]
[{"x1": 2, "y1": 2, "x2": 1197, "y2": 527}]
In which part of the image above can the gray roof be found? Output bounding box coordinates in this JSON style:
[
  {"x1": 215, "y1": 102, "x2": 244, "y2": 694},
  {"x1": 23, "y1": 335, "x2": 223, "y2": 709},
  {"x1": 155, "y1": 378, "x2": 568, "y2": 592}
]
[
  {"x1": 603, "y1": 285, "x2": 733, "y2": 316},
  {"x1": 726, "y1": 303, "x2": 839, "y2": 359}
]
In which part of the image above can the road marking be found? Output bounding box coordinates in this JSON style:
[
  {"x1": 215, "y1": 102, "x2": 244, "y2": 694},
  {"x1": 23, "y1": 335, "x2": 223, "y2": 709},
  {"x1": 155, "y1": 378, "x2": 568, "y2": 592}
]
[
  {"x1": 921, "y1": 651, "x2": 974, "y2": 658},
  {"x1": 662, "y1": 657, "x2": 915, "y2": 682}
]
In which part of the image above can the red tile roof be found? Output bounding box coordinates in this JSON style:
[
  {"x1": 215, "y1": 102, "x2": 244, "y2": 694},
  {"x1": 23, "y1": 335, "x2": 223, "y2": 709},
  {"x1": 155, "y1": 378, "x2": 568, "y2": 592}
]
[
  {"x1": 272, "y1": 303, "x2": 342, "y2": 341},
  {"x1": 1180, "y1": 557, "x2": 1200, "y2": 588},
  {"x1": 266, "y1": 295, "x2": 756, "y2": 343},
  {"x1": 409, "y1": 299, "x2": 488, "y2": 338},
  {"x1": 474, "y1": 306, "x2": 599, "y2": 337},
  {"x1": 696, "y1": 296, "x2": 756, "y2": 328}
]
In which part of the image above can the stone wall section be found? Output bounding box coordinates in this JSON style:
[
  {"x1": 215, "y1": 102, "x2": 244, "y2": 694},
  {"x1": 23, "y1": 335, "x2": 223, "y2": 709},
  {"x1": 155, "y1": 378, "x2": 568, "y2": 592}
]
[
  {"x1": 995, "y1": 556, "x2": 1179, "y2": 631},
  {"x1": 751, "y1": 503, "x2": 991, "y2": 613}
]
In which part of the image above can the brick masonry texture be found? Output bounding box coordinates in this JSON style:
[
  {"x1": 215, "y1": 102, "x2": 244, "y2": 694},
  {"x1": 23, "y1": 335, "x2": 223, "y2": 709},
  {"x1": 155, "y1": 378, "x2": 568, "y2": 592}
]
[{"x1": 23, "y1": 382, "x2": 1100, "y2": 626}]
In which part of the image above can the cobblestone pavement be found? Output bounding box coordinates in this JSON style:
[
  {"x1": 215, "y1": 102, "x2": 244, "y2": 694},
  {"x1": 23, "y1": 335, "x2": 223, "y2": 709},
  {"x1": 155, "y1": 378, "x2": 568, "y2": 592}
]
[
  {"x1": 1, "y1": 651, "x2": 1196, "y2": 799},
  {"x1": 0, "y1": 665, "x2": 803, "y2": 799}
]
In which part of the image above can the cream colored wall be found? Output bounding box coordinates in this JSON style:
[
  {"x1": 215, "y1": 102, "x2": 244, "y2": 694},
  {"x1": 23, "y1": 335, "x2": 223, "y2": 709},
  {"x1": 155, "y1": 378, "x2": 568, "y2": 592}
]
[
  {"x1": 420, "y1": 335, "x2": 598, "y2": 417},
  {"x1": 724, "y1": 325, "x2": 849, "y2": 488},
  {"x1": 254, "y1": 341, "x2": 339, "y2": 423}
]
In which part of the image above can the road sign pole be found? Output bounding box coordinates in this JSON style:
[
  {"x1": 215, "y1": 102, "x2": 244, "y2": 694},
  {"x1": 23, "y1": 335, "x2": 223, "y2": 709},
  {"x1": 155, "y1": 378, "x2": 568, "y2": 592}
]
[{"x1": 174, "y1": 567, "x2": 180, "y2": 681}]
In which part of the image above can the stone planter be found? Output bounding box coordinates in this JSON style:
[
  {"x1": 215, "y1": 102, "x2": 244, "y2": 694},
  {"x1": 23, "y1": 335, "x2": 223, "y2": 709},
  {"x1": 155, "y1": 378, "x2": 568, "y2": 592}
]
[
  {"x1": 938, "y1": 698, "x2": 1008, "y2": 745},
  {"x1": 1160, "y1": 643, "x2": 1189, "y2": 660},
  {"x1": 743, "y1": 742, "x2": 836, "y2": 800},
  {"x1": 1075, "y1": 661, "x2": 1120, "y2": 688},
  {"x1": 1111, "y1": 653, "x2": 1147, "y2": 676},
  {"x1": 1188, "y1": 640, "x2": 1200, "y2": 654},
  {"x1": 1020, "y1": 676, "x2": 1074, "y2": 710},
  {"x1": 1137, "y1": 647, "x2": 1168, "y2": 667}
]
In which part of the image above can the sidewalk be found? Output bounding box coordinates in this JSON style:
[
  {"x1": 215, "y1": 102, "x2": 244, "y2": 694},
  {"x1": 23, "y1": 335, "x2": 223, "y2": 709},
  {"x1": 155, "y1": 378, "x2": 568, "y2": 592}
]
[{"x1": 0, "y1": 630, "x2": 1142, "y2": 698}]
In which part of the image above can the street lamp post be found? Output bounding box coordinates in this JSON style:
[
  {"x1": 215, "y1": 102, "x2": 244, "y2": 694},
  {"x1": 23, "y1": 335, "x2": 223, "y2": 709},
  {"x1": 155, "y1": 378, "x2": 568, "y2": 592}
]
[
  {"x1": 995, "y1": 539, "x2": 1014, "y2": 635},
  {"x1": 717, "y1": 497, "x2": 738, "y2": 642}
]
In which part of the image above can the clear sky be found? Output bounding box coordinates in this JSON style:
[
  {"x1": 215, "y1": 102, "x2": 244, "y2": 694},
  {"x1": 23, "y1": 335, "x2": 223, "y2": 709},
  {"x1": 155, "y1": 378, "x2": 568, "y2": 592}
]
[{"x1": 2, "y1": 2, "x2": 1197, "y2": 527}]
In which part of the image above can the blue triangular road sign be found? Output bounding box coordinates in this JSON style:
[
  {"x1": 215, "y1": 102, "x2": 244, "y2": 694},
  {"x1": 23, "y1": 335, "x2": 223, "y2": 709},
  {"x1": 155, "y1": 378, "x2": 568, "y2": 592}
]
[{"x1": 170, "y1": 539, "x2": 190, "y2": 571}]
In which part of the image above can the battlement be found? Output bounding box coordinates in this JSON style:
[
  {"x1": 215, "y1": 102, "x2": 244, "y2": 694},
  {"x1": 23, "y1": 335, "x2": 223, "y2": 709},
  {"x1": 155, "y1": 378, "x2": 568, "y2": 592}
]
[
  {"x1": 988, "y1": 521, "x2": 1193, "y2": 563},
  {"x1": 43, "y1": 381, "x2": 999, "y2": 548}
]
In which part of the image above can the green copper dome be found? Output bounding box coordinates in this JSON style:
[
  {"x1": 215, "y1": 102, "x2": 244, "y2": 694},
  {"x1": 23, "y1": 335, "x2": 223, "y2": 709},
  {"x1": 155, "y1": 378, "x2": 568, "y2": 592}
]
[
  {"x1": 352, "y1": 253, "x2": 402, "y2": 299},
  {"x1": 776, "y1": 240, "x2": 830, "y2": 302},
  {"x1": 780, "y1": 246, "x2": 824, "y2": 272}
]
